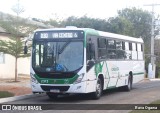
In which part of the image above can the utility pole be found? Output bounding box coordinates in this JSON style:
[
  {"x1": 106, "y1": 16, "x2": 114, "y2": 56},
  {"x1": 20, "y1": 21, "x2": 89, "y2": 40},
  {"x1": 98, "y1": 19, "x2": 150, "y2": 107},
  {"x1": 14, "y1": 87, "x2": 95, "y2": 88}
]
[{"x1": 144, "y1": 4, "x2": 160, "y2": 78}]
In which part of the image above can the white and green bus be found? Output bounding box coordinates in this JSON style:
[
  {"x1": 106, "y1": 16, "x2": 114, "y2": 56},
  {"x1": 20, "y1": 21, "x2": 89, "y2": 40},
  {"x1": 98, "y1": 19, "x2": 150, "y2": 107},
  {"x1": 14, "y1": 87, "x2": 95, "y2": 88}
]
[{"x1": 25, "y1": 27, "x2": 144, "y2": 99}]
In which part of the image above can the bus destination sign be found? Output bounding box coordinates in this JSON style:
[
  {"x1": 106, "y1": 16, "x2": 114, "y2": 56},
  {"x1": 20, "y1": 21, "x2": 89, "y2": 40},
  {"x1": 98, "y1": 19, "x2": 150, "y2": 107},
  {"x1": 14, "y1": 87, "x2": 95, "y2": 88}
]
[{"x1": 40, "y1": 32, "x2": 78, "y2": 39}]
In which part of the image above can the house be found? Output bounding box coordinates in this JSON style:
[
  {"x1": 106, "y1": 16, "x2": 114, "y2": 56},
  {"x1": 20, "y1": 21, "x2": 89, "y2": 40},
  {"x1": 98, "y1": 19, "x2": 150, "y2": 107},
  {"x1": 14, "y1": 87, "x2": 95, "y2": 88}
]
[
  {"x1": 0, "y1": 26, "x2": 30, "y2": 78},
  {"x1": 0, "y1": 12, "x2": 54, "y2": 79}
]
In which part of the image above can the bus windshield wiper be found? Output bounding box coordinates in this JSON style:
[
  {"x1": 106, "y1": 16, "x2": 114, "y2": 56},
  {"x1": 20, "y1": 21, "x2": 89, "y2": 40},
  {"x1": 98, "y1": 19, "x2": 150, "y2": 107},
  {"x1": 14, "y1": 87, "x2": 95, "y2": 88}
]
[{"x1": 58, "y1": 41, "x2": 70, "y2": 54}]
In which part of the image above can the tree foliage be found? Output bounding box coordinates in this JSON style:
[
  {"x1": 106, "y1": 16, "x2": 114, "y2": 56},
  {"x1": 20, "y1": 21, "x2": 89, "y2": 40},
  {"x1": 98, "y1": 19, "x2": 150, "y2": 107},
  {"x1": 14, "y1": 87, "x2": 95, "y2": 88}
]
[
  {"x1": 47, "y1": 8, "x2": 152, "y2": 45},
  {"x1": 63, "y1": 16, "x2": 110, "y2": 31},
  {"x1": 46, "y1": 16, "x2": 111, "y2": 32},
  {"x1": 0, "y1": 37, "x2": 30, "y2": 58},
  {"x1": 0, "y1": 16, "x2": 37, "y2": 37},
  {"x1": 0, "y1": 16, "x2": 35, "y2": 81},
  {"x1": 108, "y1": 16, "x2": 134, "y2": 36},
  {"x1": 108, "y1": 7, "x2": 152, "y2": 65},
  {"x1": 46, "y1": 7, "x2": 152, "y2": 41},
  {"x1": 155, "y1": 39, "x2": 160, "y2": 66},
  {"x1": 117, "y1": 7, "x2": 152, "y2": 41},
  {"x1": 42, "y1": 7, "x2": 160, "y2": 75}
]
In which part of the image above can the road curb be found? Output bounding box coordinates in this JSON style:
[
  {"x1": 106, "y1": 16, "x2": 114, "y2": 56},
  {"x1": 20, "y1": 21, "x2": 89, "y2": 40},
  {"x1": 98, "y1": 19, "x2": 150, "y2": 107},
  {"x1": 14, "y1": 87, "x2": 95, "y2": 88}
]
[
  {"x1": 149, "y1": 78, "x2": 160, "y2": 81},
  {"x1": 0, "y1": 93, "x2": 45, "y2": 103}
]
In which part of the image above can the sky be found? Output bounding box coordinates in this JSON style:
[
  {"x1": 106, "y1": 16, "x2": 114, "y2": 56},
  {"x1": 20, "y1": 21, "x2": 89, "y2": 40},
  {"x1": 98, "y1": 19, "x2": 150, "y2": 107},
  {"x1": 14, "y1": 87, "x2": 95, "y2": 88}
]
[{"x1": 0, "y1": 0, "x2": 160, "y2": 20}]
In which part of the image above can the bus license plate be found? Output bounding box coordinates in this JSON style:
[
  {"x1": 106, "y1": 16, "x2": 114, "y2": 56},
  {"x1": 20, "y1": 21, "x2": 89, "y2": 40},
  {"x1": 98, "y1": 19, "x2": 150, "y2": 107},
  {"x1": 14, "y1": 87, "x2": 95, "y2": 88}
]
[{"x1": 50, "y1": 89, "x2": 60, "y2": 93}]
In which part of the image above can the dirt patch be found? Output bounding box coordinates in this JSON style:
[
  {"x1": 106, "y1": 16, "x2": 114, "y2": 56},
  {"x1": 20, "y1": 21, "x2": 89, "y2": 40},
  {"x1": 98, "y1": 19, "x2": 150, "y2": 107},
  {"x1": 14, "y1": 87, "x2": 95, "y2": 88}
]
[
  {"x1": 0, "y1": 86, "x2": 32, "y2": 96},
  {"x1": 0, "y1": 77, "x2": 32, "y2": 96}
]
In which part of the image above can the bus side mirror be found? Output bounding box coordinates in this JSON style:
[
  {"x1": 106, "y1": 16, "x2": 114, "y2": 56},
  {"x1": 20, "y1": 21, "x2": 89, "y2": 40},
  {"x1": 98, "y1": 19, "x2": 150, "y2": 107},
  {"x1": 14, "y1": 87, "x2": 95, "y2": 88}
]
[{"x1": 24, "y1": 45, "x2": 28, "y2": 54}]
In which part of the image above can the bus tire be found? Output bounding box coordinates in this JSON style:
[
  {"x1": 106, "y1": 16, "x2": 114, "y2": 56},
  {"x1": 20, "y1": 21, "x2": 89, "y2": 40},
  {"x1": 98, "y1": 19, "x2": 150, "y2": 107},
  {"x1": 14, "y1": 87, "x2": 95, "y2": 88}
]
[
  {"x1": 92, "y1": 78, "x2": 102, "y2": 99},
  {"x1": 124, "y1": 75, "x2": 132, "y2": 91},
  {"x1": 46, "y1": 92, "x2": 58, "y2": 100}
]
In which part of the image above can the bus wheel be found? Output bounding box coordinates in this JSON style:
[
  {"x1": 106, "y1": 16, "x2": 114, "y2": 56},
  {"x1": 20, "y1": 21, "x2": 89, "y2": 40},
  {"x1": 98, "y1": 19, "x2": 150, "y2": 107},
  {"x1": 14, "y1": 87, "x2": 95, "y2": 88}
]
[
  {"x1": 46, "y1": 92, "x2": 58, "y2": 100},
  {"x1": 124, "y1": 75, "x2": 132, "y2": 91},
  {"x1": 92, "y1": 78, "x2": 102, "y2": 99}
]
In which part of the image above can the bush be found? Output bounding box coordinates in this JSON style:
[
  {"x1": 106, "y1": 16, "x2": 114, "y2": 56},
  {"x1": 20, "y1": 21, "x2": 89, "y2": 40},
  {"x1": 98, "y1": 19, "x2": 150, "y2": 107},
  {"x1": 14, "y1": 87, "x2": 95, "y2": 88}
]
[{"x1": 0, "y1": 91, "x2": 14, "y2": 98}]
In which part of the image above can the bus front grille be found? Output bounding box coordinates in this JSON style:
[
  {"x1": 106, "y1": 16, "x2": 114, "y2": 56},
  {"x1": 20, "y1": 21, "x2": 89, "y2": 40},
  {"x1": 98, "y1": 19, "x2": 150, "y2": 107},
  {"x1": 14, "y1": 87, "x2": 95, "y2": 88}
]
[
  {"x1": 41, "y1": 85, "x2": 70, "y2": 92},
  {"x1": 34, "y1": 71, "x2": 76, "y2": 79}
]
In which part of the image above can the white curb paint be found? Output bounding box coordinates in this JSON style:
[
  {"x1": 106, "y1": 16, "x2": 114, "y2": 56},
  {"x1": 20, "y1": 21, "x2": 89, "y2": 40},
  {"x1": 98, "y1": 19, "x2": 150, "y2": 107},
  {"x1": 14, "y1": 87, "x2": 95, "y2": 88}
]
[
  {"x1": 149, "y1": 78, "x2": 160, "y2": 81},
  {"x1": 0, "y1": 93, "x2": 45, "y2": 103}
]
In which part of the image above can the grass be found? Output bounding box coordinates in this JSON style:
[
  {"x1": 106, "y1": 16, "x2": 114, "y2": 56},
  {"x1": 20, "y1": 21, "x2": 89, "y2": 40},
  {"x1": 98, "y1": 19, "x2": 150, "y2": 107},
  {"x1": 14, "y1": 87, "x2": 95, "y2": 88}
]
[
  {"x1": 150, "y1": 100, "x2": 160, "y2": 104},
  {"x1": 0, "y1": 91, "x2": 14, "y2": 98},
  {"x1": 130, "y1": 100, "x2": 160, "y2": 113}
]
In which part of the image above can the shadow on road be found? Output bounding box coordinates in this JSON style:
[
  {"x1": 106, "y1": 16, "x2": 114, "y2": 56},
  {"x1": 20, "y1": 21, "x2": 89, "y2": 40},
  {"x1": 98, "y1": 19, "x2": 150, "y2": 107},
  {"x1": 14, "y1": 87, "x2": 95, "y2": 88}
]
[{"x1": 46, "y1": 87, "x2": 138, "y2": 103}]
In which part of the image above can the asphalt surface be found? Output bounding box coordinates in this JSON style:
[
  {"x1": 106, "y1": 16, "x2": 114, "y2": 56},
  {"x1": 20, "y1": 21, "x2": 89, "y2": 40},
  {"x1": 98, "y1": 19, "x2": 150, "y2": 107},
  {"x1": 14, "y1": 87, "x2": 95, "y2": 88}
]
[{"x1": 1, "y1": 80, "x2": 160, "y2": 113}]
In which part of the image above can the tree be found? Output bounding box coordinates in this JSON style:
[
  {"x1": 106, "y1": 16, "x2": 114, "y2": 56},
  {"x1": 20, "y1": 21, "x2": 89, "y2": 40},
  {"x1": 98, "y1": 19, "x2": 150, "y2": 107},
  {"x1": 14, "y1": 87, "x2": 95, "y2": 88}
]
[
  {"x1": 0, "y1": 1, "x2": 36, "y2": 81},
  {"x1": 62, "y1": 16, "x2": 111, "y2": 31},
  {"x1": 0, "y1": 37, "x2": 31, "y2": 81},
  {"x1": 0, "y1": 17, "x2": 36, "y2": 81},
  {"x1": 108, "y1": 7, "x2": 152, "y2": 67},
  {"x1": 155, "y1": 39, "x2": 160, "y2": 65},
  {"x1": 119, "y1": 8, "x2": 152, "y2": 40},
  {"x1": 46, "y1": 16, "x2": 111, "y2": 31},
  {"x1": 108, "y1": 16, "x2": 134, "y2": 36},
  {"x1": 109, "y1": 7, "x2": 152, "y2": 41}
]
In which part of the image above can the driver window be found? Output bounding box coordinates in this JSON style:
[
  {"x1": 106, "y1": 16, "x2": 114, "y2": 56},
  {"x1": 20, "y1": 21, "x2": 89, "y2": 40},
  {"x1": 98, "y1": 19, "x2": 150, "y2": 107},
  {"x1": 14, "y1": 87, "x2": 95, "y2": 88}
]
[{"x1": 87, "y1": 38, "x2": 95, "y2": 61}]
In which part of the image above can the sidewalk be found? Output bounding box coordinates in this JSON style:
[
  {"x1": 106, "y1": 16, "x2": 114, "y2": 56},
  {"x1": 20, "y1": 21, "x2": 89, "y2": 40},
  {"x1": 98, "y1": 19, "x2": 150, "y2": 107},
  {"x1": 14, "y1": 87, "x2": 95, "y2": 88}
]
[
  {"x1": 0, "y1": 76, "x2": 32, "y2": 96},
  {"x1": 149, "y1": 78, "x2": 160, "y2": 81},
  {"x1": 141, "y1": 78, "x2": 160, "y2": 82}
]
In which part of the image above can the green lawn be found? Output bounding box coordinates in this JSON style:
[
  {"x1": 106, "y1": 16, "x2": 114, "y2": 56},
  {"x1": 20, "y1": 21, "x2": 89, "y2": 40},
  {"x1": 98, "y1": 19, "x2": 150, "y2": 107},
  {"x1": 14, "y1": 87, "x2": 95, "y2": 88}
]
[
  {"x1": 0, "y1": 91, "x2": 14, "y2": 98},
  {"x1": 130, "y1": 100, "x2": 160, "y2": 113}
]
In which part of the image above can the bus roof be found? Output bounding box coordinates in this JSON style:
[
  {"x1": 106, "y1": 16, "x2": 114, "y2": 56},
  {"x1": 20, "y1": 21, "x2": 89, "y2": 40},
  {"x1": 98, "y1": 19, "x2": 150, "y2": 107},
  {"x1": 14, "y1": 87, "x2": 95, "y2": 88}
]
[
  {"x1": 35, "y1": 27, "x2": 143, "y2": 43},
  {"x1": 97, "y1": 31, "x2": 143, "y2": 43},
  {"x1": 34, "y1": 27, "x2": 88, "y2": 32}
]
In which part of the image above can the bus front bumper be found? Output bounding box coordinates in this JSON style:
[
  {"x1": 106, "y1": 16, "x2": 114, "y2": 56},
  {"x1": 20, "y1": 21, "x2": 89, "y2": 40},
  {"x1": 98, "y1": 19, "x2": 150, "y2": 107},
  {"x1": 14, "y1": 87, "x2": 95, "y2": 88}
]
[{"x1": 31, "y1": 81, "x2": 88, "y2": 94}]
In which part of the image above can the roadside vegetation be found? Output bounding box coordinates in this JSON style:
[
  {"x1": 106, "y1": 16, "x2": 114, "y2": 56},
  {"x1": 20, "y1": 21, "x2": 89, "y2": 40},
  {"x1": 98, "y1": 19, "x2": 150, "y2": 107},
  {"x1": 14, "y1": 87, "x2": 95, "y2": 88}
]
[
  {"x1": 45, "y1": 7, "x2": 160, "y2": 76},
  {"x1": 150, "y1": 100, "x2": 160, "y2": 104},
  {"x1": 0, "y1": 91, "x2": 14, "y2": 98}
]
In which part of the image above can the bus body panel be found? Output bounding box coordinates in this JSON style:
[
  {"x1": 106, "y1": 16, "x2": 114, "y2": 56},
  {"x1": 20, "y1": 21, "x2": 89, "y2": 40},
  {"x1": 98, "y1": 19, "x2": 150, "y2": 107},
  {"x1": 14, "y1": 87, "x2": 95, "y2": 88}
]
[
  {"x1": 29, "y1": 27, "x2": 145, "y2": 96},
  {"x1": 86, "y1": 60, "x2": 144, "y2": 90}
]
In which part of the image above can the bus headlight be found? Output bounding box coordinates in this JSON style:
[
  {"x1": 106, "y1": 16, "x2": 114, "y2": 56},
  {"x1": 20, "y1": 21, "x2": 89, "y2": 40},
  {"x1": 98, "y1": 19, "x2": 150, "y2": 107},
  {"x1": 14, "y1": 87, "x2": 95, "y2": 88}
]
[
  {"x1": 74, "y1": 73, "x2": 85, "y2": 84},
  {"x1": 30, "y1": 73, "x2": 39, "y2": 84}
]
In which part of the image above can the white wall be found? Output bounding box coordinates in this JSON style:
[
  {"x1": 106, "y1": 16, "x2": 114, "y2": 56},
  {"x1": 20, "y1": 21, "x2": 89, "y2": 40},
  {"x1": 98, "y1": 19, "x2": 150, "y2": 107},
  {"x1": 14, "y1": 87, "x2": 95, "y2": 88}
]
[
  {"x1": 18, "y1": 57, "x2": 30, "y2": 75},
  {"x1": 0, "y1": 54, "x2": 15, "y2": 78},
  {"x1": 0, "y1": 35, "x2": 30, "y2": 78},
  {"x1": 0, "y1": 54, "x2": 31, "y2": 78}
]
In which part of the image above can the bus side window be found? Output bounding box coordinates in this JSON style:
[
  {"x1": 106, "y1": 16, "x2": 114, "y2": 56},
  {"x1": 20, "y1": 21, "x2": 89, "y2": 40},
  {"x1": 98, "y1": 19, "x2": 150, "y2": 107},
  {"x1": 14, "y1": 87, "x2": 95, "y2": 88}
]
[
  {"x1": 87, "y1": 39, "x2": 95, "y2": 71},
  {"x1": 98, "y1": 38, "x2": 107, "y2": 59},
  {"x1": 116, "y1": 41, "x2": 125, "y2": 59},
  {"x1": 87, "y1": 40, "x2": 95, "y2": 61},
  {"x1": 137, "y1": 43, "x2": 143, "y2": 60},
  {"x1": 125, "y1": 42, "x2": 132, "y2": 60},
  {"x1": 107, "y1": 40, "x2": 116, "y2": 59},
  {"x1": 132, "y1": 43, "x2": 137, "y2": 60}
]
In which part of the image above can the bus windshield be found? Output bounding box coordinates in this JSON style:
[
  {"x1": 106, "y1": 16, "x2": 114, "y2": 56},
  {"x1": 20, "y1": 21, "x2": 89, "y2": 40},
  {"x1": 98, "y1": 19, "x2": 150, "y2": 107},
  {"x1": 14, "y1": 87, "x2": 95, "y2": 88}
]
[{"x1": 32, "y1": 41, "x2": 83, "y2": 72}]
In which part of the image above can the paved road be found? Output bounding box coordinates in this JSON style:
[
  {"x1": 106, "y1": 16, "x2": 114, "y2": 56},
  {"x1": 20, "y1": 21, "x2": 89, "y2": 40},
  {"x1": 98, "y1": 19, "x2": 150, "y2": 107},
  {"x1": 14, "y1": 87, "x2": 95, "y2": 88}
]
[{"x1": 1, "y1": 80, "x2": 160, "y2": 113}]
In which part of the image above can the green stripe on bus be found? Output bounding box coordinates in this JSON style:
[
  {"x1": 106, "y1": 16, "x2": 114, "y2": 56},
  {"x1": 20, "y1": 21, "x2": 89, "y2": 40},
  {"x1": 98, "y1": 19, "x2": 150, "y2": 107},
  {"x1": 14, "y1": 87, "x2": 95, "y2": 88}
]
[
  {"x1": 34, "y1": 74, "x2": 79, "y2": 84},
  {"x1": 106, "y1": 62, "x2": 111, "y2": 88},
  {"x1": 105, "y1": 62, "x2": 110, "y2": 78},
  {"x1": 125, "y1": 72, "x2": 144, "y2": 76},
  {"x1": 95, "y1": 62, "x2": 104, "y2": 77},
  {"x1": 106, "y1": 86, "x2": 117, "y2": 89},
  {"x1": 84, "y1": 29, "x2": 99, "y2": 48},
  {"x1": 133, "y1": 72, "x2": 144, "y2": 75}
]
